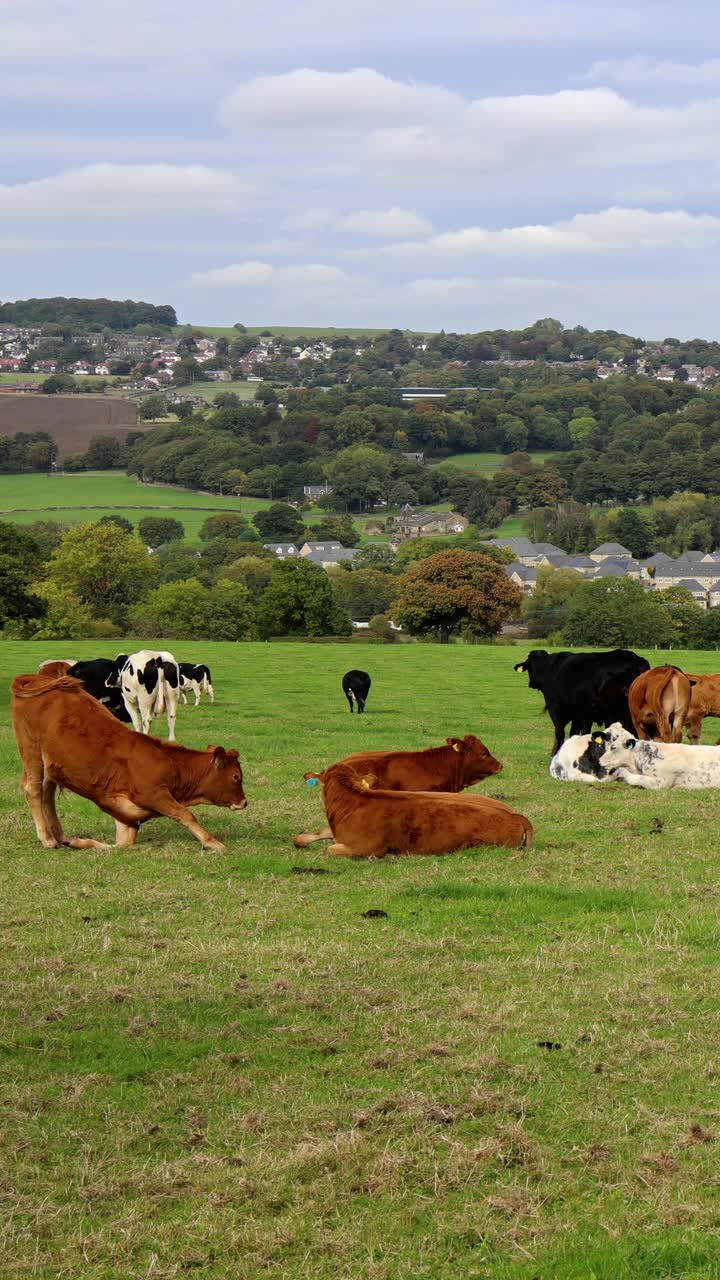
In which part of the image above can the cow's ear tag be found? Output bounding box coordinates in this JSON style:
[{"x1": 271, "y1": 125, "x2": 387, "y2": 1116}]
[
  {"x1": 306, "y1": 777, "x2": 319, "y2": 787},
  {"x1": 361, "y1": 779, "x2": 370, "y2": 789},
  {"x1": 594, "y1": 735, "x2": 604, "y2": 744},
  {"x1": 627, "y1": 740, "x2": 636, "y2": 750},
  {"x1": 452, "y1": 743, "x2": 461, "y2": 753}
]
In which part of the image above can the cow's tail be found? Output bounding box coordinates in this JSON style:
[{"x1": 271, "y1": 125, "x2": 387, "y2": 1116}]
[
  {"x1": 154, "y1": 667, "x2": 166, "y2": 717},
  {"x1": 11, "y1": 674, "x2": 83, "y2": 700},
  {"x1": 519, "y1": 817, "x2": 534, "y2": 849}
]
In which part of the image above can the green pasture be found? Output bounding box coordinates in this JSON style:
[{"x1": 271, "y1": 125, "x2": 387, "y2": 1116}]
[
  {"x1": 173, "y1": 381, "x2": 259, "y2": 402},
  {"x1": 0, "y1": 472, "x2": 273, "y2": 540},
  {"x1": 0, "y1": 372, "x2": 44, "y2": 384},
  {"x1": 437, "y1": 451, "x2": 555, "y2": 476},
  {"x1": 3, "y1": 640, "x2": 720, "y2": 1278}
]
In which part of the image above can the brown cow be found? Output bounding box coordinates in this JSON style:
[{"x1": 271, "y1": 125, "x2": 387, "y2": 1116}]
[
  {"x1": 628, "y1": 665, "x2": 692, "y2": 743},
  {"x1": 294, "y1": 735, "x2": 502, "y2": 846},
  {"x1": 11, "y1": 673, "x2": 247, "y2": 852},
  {"x1": 684, "y1": 673, "x2": 720, "y2": 745},
  {"x1": 296, "y1": 763, "x2": 532, "y2": 858}
]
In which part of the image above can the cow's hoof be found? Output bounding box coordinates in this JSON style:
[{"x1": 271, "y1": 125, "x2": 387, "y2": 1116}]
[{"x1": 203, "y1": 838, "x2": 226, "y2": 853}]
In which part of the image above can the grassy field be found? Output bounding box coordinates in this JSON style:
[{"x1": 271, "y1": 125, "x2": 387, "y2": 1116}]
[
  {"x1": 437, "y1": 452, "x2": 555, "y2": 476},
  {"x1": 194, "y1": 326, "x2": 430, "y2": 340},
  {"x1": 0, "y1": 473, "x2": 272, "y2": 540},
  {"x1": 3, "y1": 640, "x2": 720, "y2": 1278},
  {"x1": 174, "y1": 381, "x2": 259, "y2": 402},
  {"x1": 0, "y1": 372, "x2": 44, "y2": 384}
]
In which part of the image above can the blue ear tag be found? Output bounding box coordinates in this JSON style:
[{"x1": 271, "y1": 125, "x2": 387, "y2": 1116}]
[{"x1": 306, "y1": 777, "x2": 319, "y2": 786}]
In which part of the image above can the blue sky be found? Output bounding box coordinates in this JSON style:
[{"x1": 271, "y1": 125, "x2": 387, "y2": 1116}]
[{"x1": 3, "y1": 0, "x2": 720, "y2": 336}]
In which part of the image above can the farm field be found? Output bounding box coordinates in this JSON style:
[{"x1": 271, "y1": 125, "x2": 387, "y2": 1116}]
[
  {"x1": 173, "y1": 380, "x2": 259, "y2": 402},
  {"x1": 0, "y1": 372, "x2": 44, "y2": 384},
  {"x1": 2, "y1": 640, "x2": 720, "y2": 1278},
  {"x1": 0, "y1": 393, "x2": 136, "y2": 459},
  {"x1": 0, "y1": 472, "x2": 273, "y2": 540},
  {"x1": 437, "y1": 451, "x2": 555, "y2": 476}
]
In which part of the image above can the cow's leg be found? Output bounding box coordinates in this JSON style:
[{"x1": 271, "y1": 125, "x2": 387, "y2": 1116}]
[
  {"x1": 686, "y1": 713, "x2": 703, "y2": 745},
  {"x1": 125, "y1": 699, "x2": 144, "y2": 734},
  {"x1": 327, "y1": 841, "x2": 361, "y2": 857},
  {"x1": 345, "y1": 692, "x2": 354, "y2": 713},
  {"x1": 180, "y1": 688, "x2": 188, "y2": 706},
  {"x1": 293, "y1": 826, "x2": 334, "y2": 847},
  {"x1": 41, "y1": 778, "x2": 65, "y2": 845},
  {"x1": 357, "y1": 696, "x2": 365, "y2": 714},
  {"x1": 21, "y1": 763, "x2": 60, "y2": 848},
  {"x1": 114, "y1": 821, "x2": 139, "y2": 847},
  {"x1": 150, "y1": 790, "x2": 225, "y2": 851},
  {"x1": 165, "y1": 695, "x2": 177, "y2": 742},
  {"x1": 550, "y1": 714, "x2": 565, "y2": 755},
  {"x1": 207, "y1": 683, "x2": 215, "y2": 705}
]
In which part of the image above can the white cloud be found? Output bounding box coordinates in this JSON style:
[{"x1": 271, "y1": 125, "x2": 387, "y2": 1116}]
[
  {"x1": 0, "y1": 164, "x2": 249, "y2": 215},
  {"x1": 220, "y1": 67, "x2": 460, "y2": 133},
  {"x1": 336, "y1": 207, "x2": 431, "y2": 237},
  {"x1": 426, "y1": 208, "x2": 720, "y2": 255},
  {"x1": 581, "y1": 56, "x2": 720, "y2": 85},
  {"x1": 191, "y1": 260, "x2": 349, "y2": 289}
]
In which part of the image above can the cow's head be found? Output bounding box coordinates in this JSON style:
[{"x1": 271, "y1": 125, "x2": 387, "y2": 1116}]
[
  {"x1": 200, "y1": 746, "x2": 247, "y2": 809},
  {"x1": 598, "y1": 722, "x2": 641, "y2": 772},
  {"x1": 513, "y1": 650, "x2": 549, "y2": 690},
  {"x1": 577, "y1": 733, "x2": 610, "y2": 779},
  {"x1": 308, "y1": 764, "x2": 377, "y2": 793},
  {"x1": 105, "y1": 654, "x2": 129, "y2": 688},
  {"x1": 448, "y1": 735, "x2": 502, "y2": 783}
]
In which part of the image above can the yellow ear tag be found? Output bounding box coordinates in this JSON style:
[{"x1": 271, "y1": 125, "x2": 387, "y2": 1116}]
[
  {"x1": 361, "y1": 779, "x2": 370, "y2": 789},
  {"x1": 452, "y1": 743, "x2": 461, "y2": 753},
  {"x1": 594, "y1": 735, "x2": 604, "y2": 744}
]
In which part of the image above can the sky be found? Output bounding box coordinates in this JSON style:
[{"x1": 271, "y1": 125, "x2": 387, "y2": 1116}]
[{"x1": 3, "y1": 0, "x2": 720, "y2": 337}]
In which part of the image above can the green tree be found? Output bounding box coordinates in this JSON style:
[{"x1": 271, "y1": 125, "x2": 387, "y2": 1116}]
[
  {"x1": 323, "y1": 445, "x2": 392, "y2": 511},
  {"x1": 41, "y1": 373, "x2": 75, "y2": 394},
  {"x1": 331, "y1": 568, "x2": 398, "y2": 621},
  {"x1": 152, "y1": 541, "x2": 207, "y2": 585},
  {"x1": 138, "y1": 394, "x2": 168, "y2": 421},
  {"x1": 367, "y1": 612, "x2": 397, "y2": 642},
  {"x1": 138, "y1": 516, "x2": 185, "y2": 547},
  {"x1": 222, "y1": 555, "x2": 273, "y2": 600},
  {"x1": 655, "y1": 585, "x2": 704, "y2": 647},
  {"x1": 96, "y1": 514, "x2": 134, "y2": 535},
  {"x1": 253, "y1": 503, "x2": 305, "y2": 542},
  {"x1": 83, "y1": 434, "x2": 124, "y2": 468},
  {"x1": 129, "y1": 577, "x2": 209, "y2": 637},
  {"x1": 311, "y1": 514, "x2": 360, "y2": 547},
  {"x1": 257, "y1": 559, "x2": 351, "y2": 638},
  {"x1": 203, "y1": 579, "x2": 255, "y2": 640},
  {"x1": 26, "y1": 581, "x2": 95, "y2": 639},
  {"x1": 351, "y1": 543, "x2": 397, "y2": 571},
  {"x1": 562, "y1": 578, "x2": 674, "y2": 647},
  {"x1": 393, "y1": 549, "x2": 522, "y2": 642},
  {"x1": 522, "y1": 567, "x2": 584, "y2": 639},
  {"x1": 608, "y1": 508, "x2": 654, "y2": 559},
  {"x1": 41, "y1": 522, "x2": 153, "y2": 624},
  {"x1": 0, "y1": 554, "x2": 45, "y2": 628},
  {"x1": 198, "y1": 513, "x2": 250, "y2": 541}
]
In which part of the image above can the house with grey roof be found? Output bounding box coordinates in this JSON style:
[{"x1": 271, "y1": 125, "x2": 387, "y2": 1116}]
[
  {"x1": 674, "y1": 578, "x2": 708, "y2": 604},
  {"x1": 302, "y1": 544, "x2": 357, "y2": 567},
  {"x1": 505, "y1": 563, "x2": 539, "y2": 593},
  {"x1": 590, "y1": 542, "x2": 633, "y2": 561},
  {"x1": 263, "y1": 542, "x2": 300, "y2": 558}
]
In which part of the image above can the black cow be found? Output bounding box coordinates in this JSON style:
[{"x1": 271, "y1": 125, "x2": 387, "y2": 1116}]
[
  {"x1": 65, "y1": 658, "x2": 133, "y2": 723},
  {"x1": 514, "y1": 648, "x2": 650, "y2": 754},
  {"x1": 342, "y1": 669, "x2": 371, "y2": 714}
]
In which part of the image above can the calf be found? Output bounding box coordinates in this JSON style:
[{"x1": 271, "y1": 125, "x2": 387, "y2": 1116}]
[
  {"x1": 342, "y1": 669, "x2": 371, "y2": 714},
  {"x1": 685, "y1": 673, "x2": 720, "y2": 745},
  {"x1": 179, "y1": 662, "x2": 215, "y2": 707},
  {"x1": 514, "y1": 648, "x2": 649, "y2": 754},
  {"x1": 111, "y1": 650, "x2": 181, "y2": 740},
  {"x1": 628, "y1": 665, "x2": 692, "y2": 743},
  {"x1": 598, "y1": 721, "x2": 720, "y2": 790},
  {"x1": 295, "y1": 735, "x2": 503, "y2": 846},
  {"x1": 549, "y1": 734, "x2": 612, "y2": 782},
  {"x1": 11, "y1": 672, "x2": 247, "y2": 851},
  {"x1": 299, "y1": 763, "x2": 532, "y2": 857}
]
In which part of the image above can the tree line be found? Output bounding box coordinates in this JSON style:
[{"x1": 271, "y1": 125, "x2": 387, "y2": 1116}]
[{"x1": 0, "y1": 297, "x2": 177, "y2": 330}]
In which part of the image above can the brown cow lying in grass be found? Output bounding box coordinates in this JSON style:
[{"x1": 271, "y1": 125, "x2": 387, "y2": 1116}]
[
  {"x1": 11, "y1": 673, "x2": 247, "y2": 852},
  {"x1": 628, "y1": 665, "x2": 692, "y2": 743},
  {"x1": 294, "y1": 735, "x2": 502, "y2": 847},
  {"x1": 296, "y1": 763, "x2": 532, "y2": 858},
  {"x1": 685, "y1": 673, "x2": 720, "y2": 745}
]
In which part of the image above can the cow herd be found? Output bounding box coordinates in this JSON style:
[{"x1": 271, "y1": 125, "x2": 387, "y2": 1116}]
[{"x1": 11, "y1": 646, "x2": 720, "y2": 858}]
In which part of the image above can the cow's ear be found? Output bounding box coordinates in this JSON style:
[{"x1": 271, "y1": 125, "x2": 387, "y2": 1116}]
[
  {"x1": 514, "y1": 661, "x2": 527, "y2": 672},
  {"x1": 209, "y1": 746, "x2": 227, "y2": 767},
  {"x1": 627, "y1": 738, "x2": 636, "y2": 750},
  {"x1": 593, "y1": 734, "x2": 605, "y2": 744},
  {"x1": 446, "y1": 737, "x2": 463, "y2": 752},
  {"x1": 358, "y1": 773, "x2": 377, "y2": 790}
]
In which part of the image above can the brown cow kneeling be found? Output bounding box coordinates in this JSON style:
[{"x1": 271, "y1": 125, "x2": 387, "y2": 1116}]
[
  {"x1": 628, "y1": 665, "x2": 692, "y2": 743},
  {"x1": 298, "y1": 763, "x2": 532, "y2": 858},
  {"x1": 11, "y1": 673, "x2": 247, "y2": 852},
  {"x1": 294, "y1": 735, "x2": 502, "y2": 847}
]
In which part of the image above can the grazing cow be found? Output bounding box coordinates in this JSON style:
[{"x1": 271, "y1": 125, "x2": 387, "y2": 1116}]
[
  {"x1": 684, "y1": 673, "x2": 720, "y2": 745},
  {"x1": 11, "y1": 672, "x2": 247, "y2": 851},
  {"x1": 110, "y1": 650, "x2": 181, "y2": 740},
  {"x1": 48, "y1": 657, "x2": 133, "y2": 724},
  {"x1": 179, "y1": 662, "x2": 215, "y2": 707},
  {"x1": 514, "y1": 648, "x2": 650, "y2": 754},
  {"x1": 295, "y1": 735, "x2": 503, "y2": 846},
  {"x1": 297, "y1": 763, "x2": 532, "y2": 857},
  {"x1": 628, "y1": 665, "x2": 692, "y2": 743},
  {"x1": 598, "y1": 721, "x2": 720, "y2": 790},
  {"x1": 342, "y1": 669, "x2": 371, "y2": 714},
  {"x1": 549, "y1": 734, "x2": 613, "y2": 782}
]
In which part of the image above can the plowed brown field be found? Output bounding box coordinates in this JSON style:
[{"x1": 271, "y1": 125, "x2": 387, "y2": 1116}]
[{"x1": 0, "y1": 394, "x2": 137, "y2": 459}]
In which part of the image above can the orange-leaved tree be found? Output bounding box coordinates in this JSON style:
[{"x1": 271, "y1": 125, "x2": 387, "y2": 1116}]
[{"x1": 393, "y1": 548, "x2": 522, "y2": 643}]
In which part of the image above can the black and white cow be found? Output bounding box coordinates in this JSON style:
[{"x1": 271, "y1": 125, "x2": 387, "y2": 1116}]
[
  {"x1": 110, "y1": 650, "x2": 181, "y2": 740},
  {"x1": 549, "y1": 734, "x2": 613, "y2": 783},
  {"x1": 342, "y1": 669, "x2": 371, "y2": 714},
  {"x1": 179, "y1": 662, "x2": 215, "y2": 707}
]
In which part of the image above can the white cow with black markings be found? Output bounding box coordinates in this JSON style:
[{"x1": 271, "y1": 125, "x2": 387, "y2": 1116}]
[
  {"x1": 112, "y1": 649, "x2": 181, "y2": 741},
  {"x1": 549, "y1": 734, "x2": 614, "y2": 783},
  {"x1": 599, "y1": 721, "x2": 720, "y2": 790}
]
